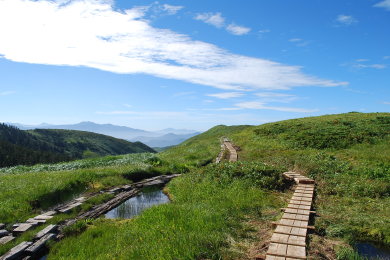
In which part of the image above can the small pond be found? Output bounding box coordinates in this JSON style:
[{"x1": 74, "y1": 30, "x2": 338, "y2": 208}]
[
  {"x1": 356, "y1": 242, "x2": 390, "y2": 259},
  {"x1": 105, "y1": 188, "x2": 170, "y2": 219}
]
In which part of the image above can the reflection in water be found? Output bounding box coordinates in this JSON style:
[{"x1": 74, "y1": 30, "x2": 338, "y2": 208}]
[
  {"x1": 105, "y1": 189, "x2": 169, "y2": 219},
  {"x1": 356, "y1": 242, "x2": 390, "y2": 259}
]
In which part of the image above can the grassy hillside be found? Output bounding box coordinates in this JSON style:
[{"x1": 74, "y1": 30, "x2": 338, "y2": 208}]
[
  {"x1": 165, "y1": 112, "x2": 390, "y2": 254},
  {"x1": 0, "y1": 124, "x2": 155, "y2": 167},
  {"x1": 28, "y1": 129, "x2": 156, "y2": 158},
  {"x1": 2, "y1": 112, "x2": 389, "y2": 259}
]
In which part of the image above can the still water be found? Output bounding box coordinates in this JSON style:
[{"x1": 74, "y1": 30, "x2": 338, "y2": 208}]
[
  {"x1": 105, "y1": 189, "x2": 170, "y2": 219},
  {"x1": 356, "y1": 242, "x2": 390, "y2": 259}
]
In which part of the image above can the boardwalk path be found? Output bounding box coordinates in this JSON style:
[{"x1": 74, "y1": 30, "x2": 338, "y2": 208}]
[
  {"x1": 265, "y1": 172, "x2": 315, "y2": 260},
  {"x1": 216, "y1": 137, "x2": 238, "y2": 163},
  {"x1": 215, "y1": 139, "x2": 315, "y2": 259}
]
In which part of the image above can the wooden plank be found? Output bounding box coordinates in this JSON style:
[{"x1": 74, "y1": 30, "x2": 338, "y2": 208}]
[
  {"x1": 287, "y1": 204, "x2": 311, "y2": 210},
  {"x1": 1, "y1": 241, "x2": 32, "y2": 260},
  {"x1": 267, "y1": 243, "x2": 287, "y2": 257},
  {"x1": 278, "y1": 219, "x2": 309, "y2": 228},
  {"x1": 25, "y1": 233, "x2": 55, "y2": 254},
  {"x1": 34, "y1": 215, "x2": 53, "y2": 220},
  {"x1": 282, "y1": 208, "x2": 310, "y2": 215},
  {"x1": 291, "y1": 196, "x2": 312, "y2": 202},
  {"x1": 289, "y1": 200, "x2": 311, "y2": 206},
  {"x1": 274, "y1": 225, "x2": 307, "y2": 237},
  {"x1": 58, "y1": 202, "x2": 82, "y2": 213},
  {"x1": 0, "y1": 236, "x2": 14, "y2": 245},
  {"x1": 286, "y1": 245, "x2": 306, "y2": 259},
  {"x1": 41, "y1": 211, "x2": 56, "y2": 216},
  {"x1": 281, "y1": 213, "x2": 309, "y2": 221},
  {"x1": 270, "y1": 233, "x2": 306, "y2": 247},
  {"x1": 13, "y1": 224, "x2": 33, "y2": 235},
  {"x1": 35, "y1": 225, "x2": 57, "y2": 240}
]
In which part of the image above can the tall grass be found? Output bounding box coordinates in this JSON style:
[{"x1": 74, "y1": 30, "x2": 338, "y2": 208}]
[
  {"x1": 48, "y1": 162, "x2": 283, "y2": 259},
  {"x1": 0, "y1": 153, "x2": 182, "y2": 224}
]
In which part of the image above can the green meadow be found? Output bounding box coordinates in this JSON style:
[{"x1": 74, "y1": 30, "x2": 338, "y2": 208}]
[{"x1": 0, "y1": 112, "x2": 389, "y2": 259}]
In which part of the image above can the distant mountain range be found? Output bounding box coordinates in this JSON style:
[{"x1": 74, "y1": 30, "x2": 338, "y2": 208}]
[{"x1": 8, "y1": 122, "x2": 201, "y2": 148}]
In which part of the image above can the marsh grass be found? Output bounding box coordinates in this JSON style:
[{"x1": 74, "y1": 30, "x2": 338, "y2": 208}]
[{"x1": 48, "y1": 163, "x2": 283, "y2": 259}]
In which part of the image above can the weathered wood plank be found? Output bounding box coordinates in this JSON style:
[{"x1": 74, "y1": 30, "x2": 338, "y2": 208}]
[
  {"x1": 289, "y1": 200, "x2": 311, "y2": 206},
  {"x1": 58, "y1": 202, "x2": 82, "y2": 213},
  {"x1": 282, "y1": 213, "x2": 310, "y2": 221},
  {"x1": 34, "y1": 215, "x2": 53, "y2": 220},
  {"x1": 0, "y1": 241, "x2": 32, "y2": 260},
  {"x1": 287, "y1": 204, "x2": 311, "y2": 210},
  {"x1": 13, "y1": 224, "x2": 33, "y2": 235},
  {"x1": 35, "y1": 225, "x2": 57, "y2": 240},
  {"x1": 0, "y1": 236, "x2": 14, "y2": 245},
  {"x1": 286, "y1": 245, "x2": 306, "y2": 259},
  {"x1": 41, "y1": 211, "x2": 56, "y2": 216},
  {"x1": 274, "y1": 225, "x2": 307, "y2": 237},
  {"x1": 267, "y1": 243, "x2": 287, "y2": 256},
  {"x1": 25, "y1": 233, "x2": 55, "y2": 254}
]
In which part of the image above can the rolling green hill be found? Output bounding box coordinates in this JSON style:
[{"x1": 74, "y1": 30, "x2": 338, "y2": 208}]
[
  {"x1": 161, "y1": 112, "x2": 390, "y2": 252},
  {"x1": 0, "y1": 124, "x2": 155, "y2": 167}
]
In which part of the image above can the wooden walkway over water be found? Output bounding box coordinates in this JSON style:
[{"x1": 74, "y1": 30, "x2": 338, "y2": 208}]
[{"x1": 265, "y1": 172, "x2": 315, "y2": 260}]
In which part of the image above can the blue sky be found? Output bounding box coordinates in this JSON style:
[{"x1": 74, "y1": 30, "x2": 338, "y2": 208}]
[{"x1": 0, "y1": 0, "x2": 389, "y2": 131}]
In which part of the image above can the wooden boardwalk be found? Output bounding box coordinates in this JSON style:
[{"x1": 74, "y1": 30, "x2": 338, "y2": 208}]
[{"x1": 265, "y1": 172, "x2": 315, "y2": 260}]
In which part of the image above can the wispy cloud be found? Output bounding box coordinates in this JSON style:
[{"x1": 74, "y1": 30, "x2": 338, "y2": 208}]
[
  {"x1": 374, "y1": 0, "x2": 390, "y2": 11},
  {"x1": 226, "y1": 23, "x2": 251, "y2": 35},
  {"x1": 0, "y1": 91, "x2": 16, "y2": 96},
  {"x1": 336, "y1": 15, "x2": 358, "y2": 26},
  {"x1": 383, "y1": 101, "x2": 390, "y2": 105},
  {"x1": 173, "y1": 91, "x2": 196, "y2": 97},
  {"x1": 194, "y1": 12, "x2": 225, "y2": 28},
  {"x1": 234, "y1": 101, "x2": 317, "y2": 113},
  {"x1": 255, "y1": 92, "x2": 298, "y2": 103},
  {"x1": 161, "y1": 4, "x2": 183, "y2": 15},
  {"x1": 0, "y1": 0, "x2": 346, "y2": 92},
  {"x1": 383, "y1": 56, "x2": 390, "y2": 60},
  {"x1": 343, "y1": 60, "x2": 387, "y2": 70},
  {"x1": 207, "y1": 92, "x2": 244, "y2": 99},
  {"x1": 289, "y1": 38, "x2": 310, "y2": 47},
  {"x1": 194, "y1": 11, "x2": 251, "y2": 36},
  {"x1": 354, "y1": 64, "x2": 386, "y2": 69}
]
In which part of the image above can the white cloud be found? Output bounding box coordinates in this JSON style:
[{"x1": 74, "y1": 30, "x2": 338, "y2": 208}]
[
  {"x1": 383, "y1": 101, "x2": 390, "y2": 105},
  {"x1": 336, "y1": 15, "x2": 358, "y2": 26},
  {"x1": 226, "y1": 23, "x2": 251, "y2": 35},
  {"x1": 207, "y1": 92, "x2": 244, "y2": 99},
  {"x1": 356, "y1": 59, "x2": 369, "y2": 62},
  {"x1": 374, "y1": 0, "x2": 390, "y2": 11},
  {"x1": 0, "y1": 91, "x2": 16, "y2": 96},
  {"x1": 194, "y1": 12, "x2": 225, "y2": 28},
  {"x1": 161, "y1": 4, "x2": 183, "y2": 15},
  {"x1": 0, "y1": 0, "x2": 346, "y2": 92},
  {"x1": 383, "y1": 56, "x2": 390, "y2": 60},
  {"x1": 235, "y1": 101, "x2": 317, "y2": 113},
  {"x1": 355, "y1": 64, "x2": 387, "y2": 69},
  {"x1": 255, "y1": 92, "x2": 298, "y2": 103},
  {"x1": 289, "y1": 38, "x2": 302, "y2": 42}
]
